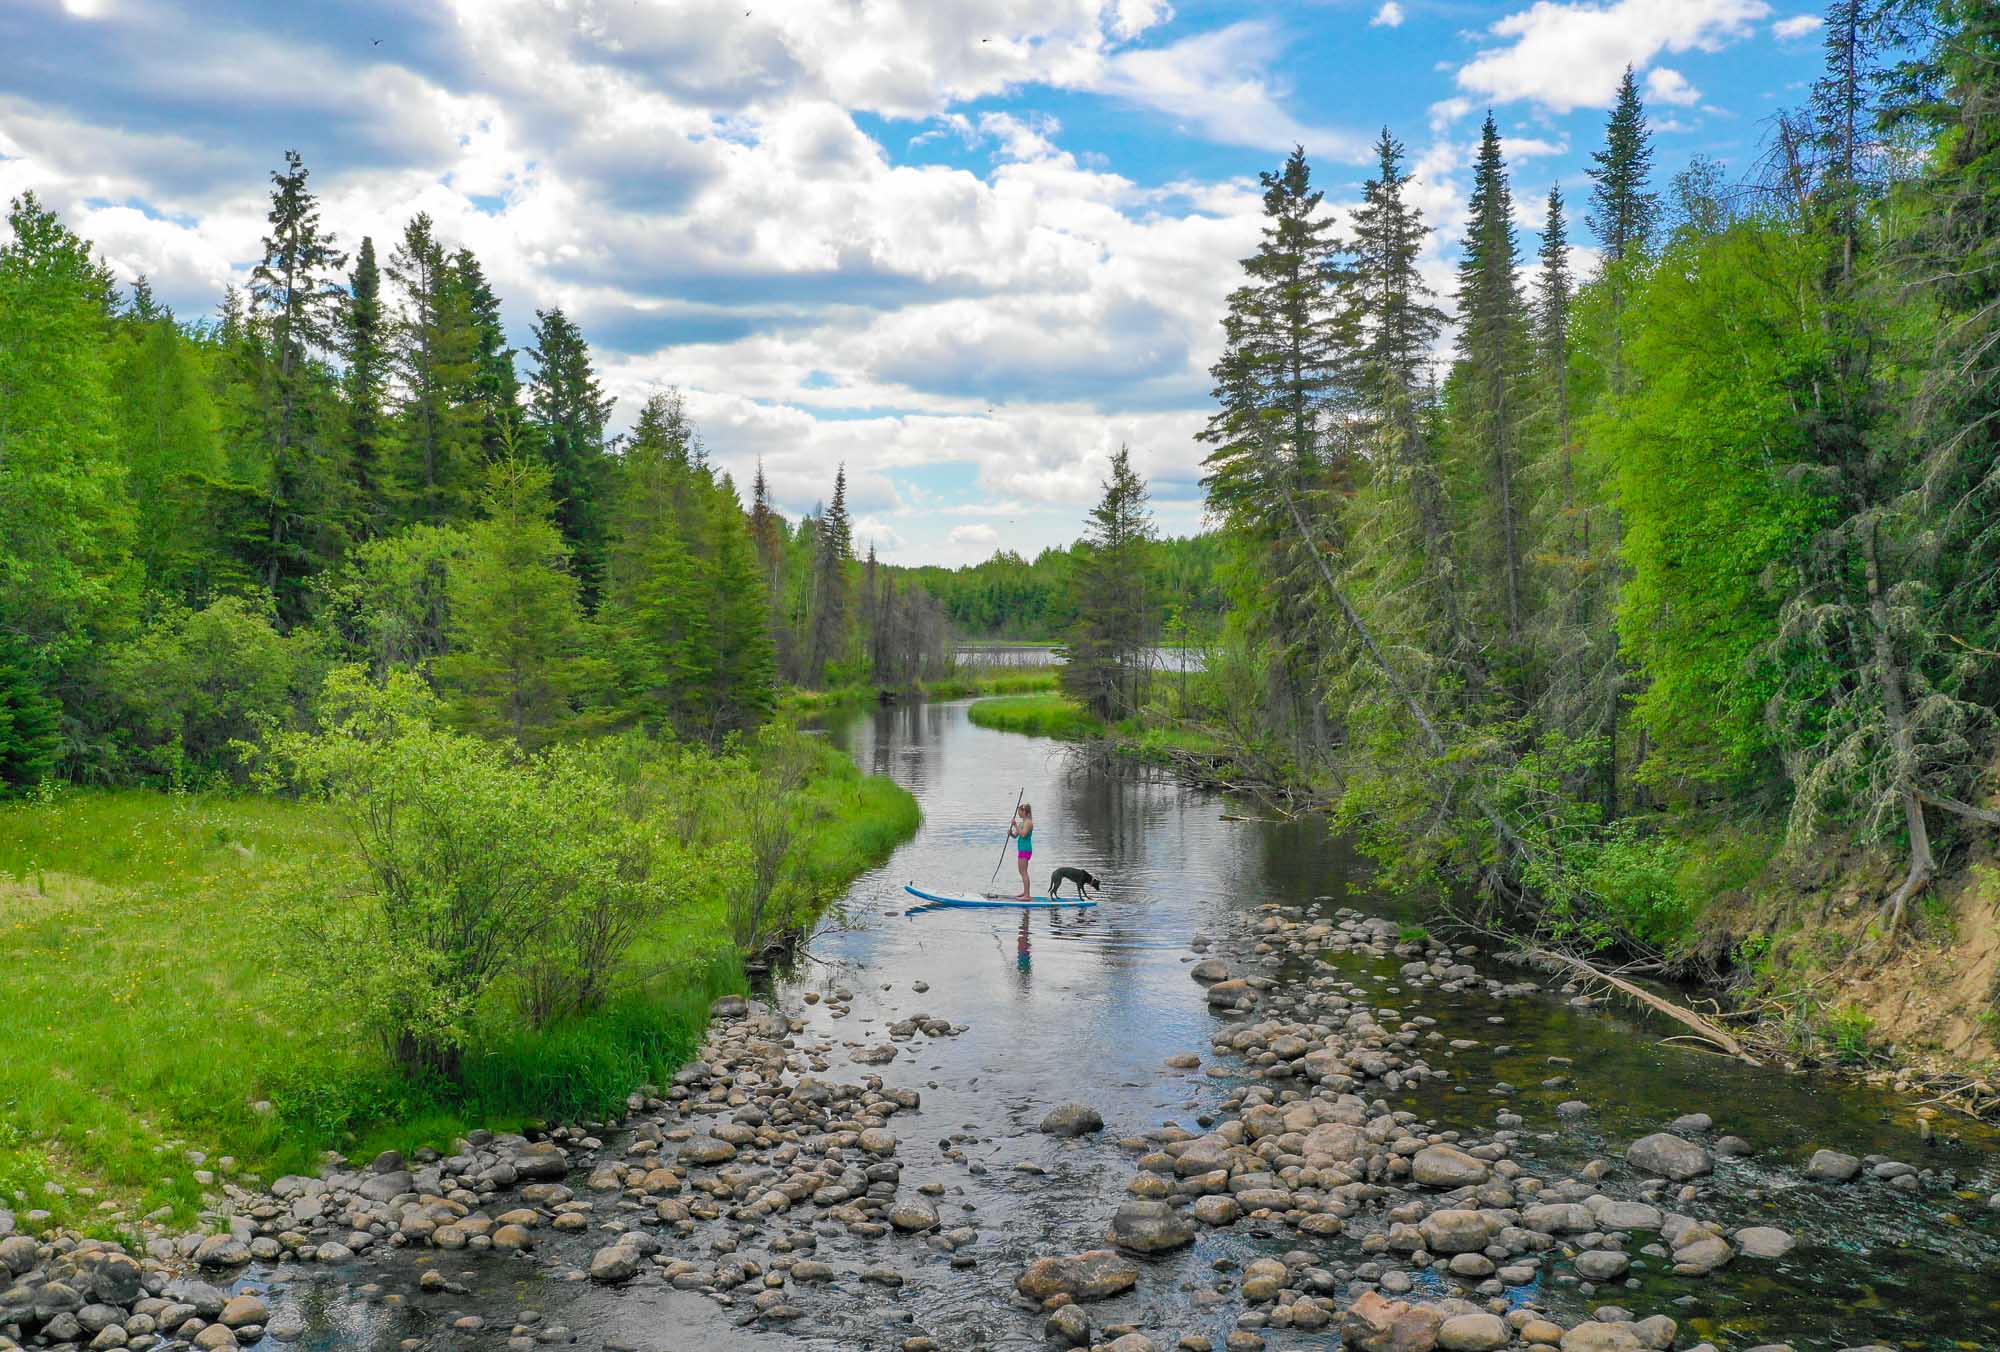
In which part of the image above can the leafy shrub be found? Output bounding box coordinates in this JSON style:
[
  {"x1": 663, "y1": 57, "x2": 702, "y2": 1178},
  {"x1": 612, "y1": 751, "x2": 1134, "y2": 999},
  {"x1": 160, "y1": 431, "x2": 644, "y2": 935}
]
[
  {"x1": 101, "y1": 594, "x2": 325, "y2": 784},
  {"x1": 270, "y1": 667, "x2": 690, "y2": 1078}
]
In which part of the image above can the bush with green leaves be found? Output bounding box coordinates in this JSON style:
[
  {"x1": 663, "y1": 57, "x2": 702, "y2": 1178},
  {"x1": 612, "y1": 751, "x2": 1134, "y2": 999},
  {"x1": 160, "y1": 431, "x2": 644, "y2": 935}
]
[
  {"x1": 270, "y1": 667, "x2": 694, "y2": 1078},
  {"x1": 101, "y1": 593, "x2": 327, "y2": 785}
]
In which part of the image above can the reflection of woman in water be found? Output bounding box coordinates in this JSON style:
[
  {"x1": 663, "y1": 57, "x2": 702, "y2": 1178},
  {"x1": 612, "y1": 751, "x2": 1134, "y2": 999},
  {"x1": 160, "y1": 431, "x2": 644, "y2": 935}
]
[{"x1": 1017, "y1": 910, "x2": 1031, "y2": 973}]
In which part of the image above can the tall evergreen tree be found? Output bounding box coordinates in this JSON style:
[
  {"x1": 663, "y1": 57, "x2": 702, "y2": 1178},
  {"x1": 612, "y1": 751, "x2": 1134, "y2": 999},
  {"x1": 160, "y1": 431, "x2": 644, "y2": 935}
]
[
  {"x1": 804, "y1": 466, "x2": 854, "y2": 687},
  {"x1": 1063, "y1": 448, "x2": 1156, "y2": 720},
  {"x1": 1198, "y1": 146, "x2": 1354, "y2": 762},
  {"x1": 247, "y1": 150, "x2": 347, "y2": 615},
  {"x1": 526, "y1": 308, "x2": 613, "y2": 605},
  {"x1": 1451, "y1": 113, "x2": 1535, "y2": 662},
  {"x1": 700, "y1": 471, "x2": 778, "y2": 740},
  {"x1": 1345, "y1": 128, "x2": 1475, "y2": 680},
  {"x1": 601, "y1": 393, "x2": 770, "y2": 742},
  {"x1": 388, "y1": 212, "x2": 480, "y2": 524},
  {"x1": 1588, "y1": 67, "x2": 1659, "y2": 267},
  {"x1": 451, "y1": 247, "x2": 520, "y2": 459},
  {"x1": 438, "y1": 450, "x2": 595, "y2": 749},
  {"x1": 344, "y1": 236, "x2": 390, "y2": 537}
]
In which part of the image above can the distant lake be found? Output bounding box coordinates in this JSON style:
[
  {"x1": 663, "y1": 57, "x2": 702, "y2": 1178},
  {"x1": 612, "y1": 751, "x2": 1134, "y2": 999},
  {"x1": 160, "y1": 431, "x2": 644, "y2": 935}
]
[{"x1": 953, "y1": 643, "x2": 1205, "y2": 672}]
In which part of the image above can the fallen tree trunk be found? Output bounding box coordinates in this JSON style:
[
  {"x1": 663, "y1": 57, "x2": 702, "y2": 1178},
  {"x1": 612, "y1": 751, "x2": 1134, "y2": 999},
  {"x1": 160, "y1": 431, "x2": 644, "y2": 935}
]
[{"x1": 1530, "y1": 948, "x2": 1761, "y2": 1066}]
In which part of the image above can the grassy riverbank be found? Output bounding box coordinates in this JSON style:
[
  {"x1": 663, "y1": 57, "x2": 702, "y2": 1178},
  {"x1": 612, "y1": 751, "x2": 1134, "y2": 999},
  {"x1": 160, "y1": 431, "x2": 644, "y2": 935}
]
[
  {"x1": 785, "y1": 664, "x2": 1061, "y2": 713},
  {"x1": 966, "y1": 693, "x2": 1102, "y2": 739},
  {"x1": 0, "y1": 743, "x2": 916, "y2": 1235}
]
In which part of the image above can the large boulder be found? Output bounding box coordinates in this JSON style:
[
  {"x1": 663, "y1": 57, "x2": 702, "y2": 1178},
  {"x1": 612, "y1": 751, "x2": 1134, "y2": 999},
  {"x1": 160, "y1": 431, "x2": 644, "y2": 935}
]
[
  {"x1": 1205, "y1": 979, "x2": 1260, "y2": 1011},
  {"x1": 90, "y1": 1254, "x2": 142, "y2": 1306},
  {"x1": 1040, "y1": 1103, "x2": 1104, "y2": 1137},
  {"x1": 588, "y1": 1245, "x2": 640, "y2": 1284},
  {"x1": 1303, "y1": 1122, "x2": 1370, "y2": 1164},
  {"x1": 1438, "y1": 1313, "x2": 1510, "y2": 1352},
  {"x1": 1522, "y1": 1203, "x2": 1594, "y2": 1235},
  {"x1": 1559, "y1": 1326, "x2": 1645, "y2": 1352},
  {"x1": 1107, "y1": 1200, "x2": 1195, "y2": 1254},
  {"x1": 192, "y1": 1235, "x2": 250, "y2": 1268},
  {"x1": 1417, "y1": 1209, "x2": 1497, "y2": 1255},
  {"x1": 1804, "y1": 1149, "x2": 1862, "y2": 1182},
  {"x1": 1574, "y1": 1249, "x2": 1630, "y2": 1281},
  {"x1": 1014, "y1": 1250, "x2": 1140, "y2": 1302},
  {"x1": 510, "y1": 1142, "x2": 569, "y2": 1180},
  {"x1": 677, "y1": 1136, "x2": 737, "y2": 1166},
  {"x1": 1626, "y1": 1133, "x2": 1712, "y2": 1181},
  {"x1": 1189, "y1": 959, "x2": 1232, "y2": 983},
  {"x1": 1734, "y1": 1226, "x2": 1795, "y2": 1259},
  {"x1": 1341, "y1": 1288, "x2": 1444, "y2": 1352},
  {"x1": 1411, "y1": 1145, "x2": 1490, "y2": 1188}
]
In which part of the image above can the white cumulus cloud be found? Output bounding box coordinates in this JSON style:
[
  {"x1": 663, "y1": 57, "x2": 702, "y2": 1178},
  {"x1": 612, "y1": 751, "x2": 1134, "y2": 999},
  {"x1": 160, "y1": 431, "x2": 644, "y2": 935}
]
[
  {"x1": 1644, "y1": 67, "x2": 1701, "y2": 106},
  {"x1": 1773, "y1": 14, "x2": 1822, "y2": 40},
  {"x1": 1453, "y1": 0, "x2": 1769, "y2": 114},
  {"x1": 1371, "y1": 3, "x2": 1406, "y2": 28}
]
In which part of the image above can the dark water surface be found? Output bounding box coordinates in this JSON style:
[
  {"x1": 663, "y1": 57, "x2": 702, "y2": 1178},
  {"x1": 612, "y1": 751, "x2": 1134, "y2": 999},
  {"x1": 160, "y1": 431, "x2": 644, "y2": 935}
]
[{"x1": 272, "y1": 700, "x2": 1996, "y2": 1351}]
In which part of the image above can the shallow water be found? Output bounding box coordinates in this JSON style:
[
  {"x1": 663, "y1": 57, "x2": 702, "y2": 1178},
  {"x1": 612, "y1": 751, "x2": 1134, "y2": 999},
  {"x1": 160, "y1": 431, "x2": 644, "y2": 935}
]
[{"x1": 266, "y1": 699, "x2": 1997, "y2": 1351}]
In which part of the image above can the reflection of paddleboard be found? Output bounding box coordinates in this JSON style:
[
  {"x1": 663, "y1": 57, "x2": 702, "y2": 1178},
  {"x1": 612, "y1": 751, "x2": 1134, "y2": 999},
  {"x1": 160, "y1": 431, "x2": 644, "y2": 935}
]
[{"x1": 903, "y1": 883, "x2": 1098, "y2": 910}]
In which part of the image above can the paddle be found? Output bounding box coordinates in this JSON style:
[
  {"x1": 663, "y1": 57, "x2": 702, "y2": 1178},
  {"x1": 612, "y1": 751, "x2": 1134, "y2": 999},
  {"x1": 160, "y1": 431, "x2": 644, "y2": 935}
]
[{"x1": 986, "y1": 787, "x2": 1025, "y2": 893}]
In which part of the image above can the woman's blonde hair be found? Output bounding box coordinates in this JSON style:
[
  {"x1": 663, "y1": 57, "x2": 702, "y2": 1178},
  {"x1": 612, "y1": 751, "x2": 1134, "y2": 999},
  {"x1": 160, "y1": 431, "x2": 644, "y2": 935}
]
[{"x1": 1019, "y1": 802, "x2": 1033, "y2": 817}]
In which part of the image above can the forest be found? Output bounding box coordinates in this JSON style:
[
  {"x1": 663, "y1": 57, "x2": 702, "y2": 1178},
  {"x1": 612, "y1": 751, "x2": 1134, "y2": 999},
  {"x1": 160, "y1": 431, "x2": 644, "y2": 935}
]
[
  {"x1": 0, "y1": 153, "x2": 965, "y2": 801},
  {"x1": 0, "y1": 149, "x2": 956, "y2": 1198},
  {"x1": 893, "y1": 533, "x2": 1225, "y2": 641},
  {"x1": 1156, "y1": 0, "x2": 2000, "y2": 994}
]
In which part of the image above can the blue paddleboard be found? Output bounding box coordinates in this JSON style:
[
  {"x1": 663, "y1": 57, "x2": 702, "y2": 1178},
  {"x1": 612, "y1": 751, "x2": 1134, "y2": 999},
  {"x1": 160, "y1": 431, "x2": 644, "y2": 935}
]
[{"x1": 904, "y1": 883, "x2": 1098, "y2": 910}]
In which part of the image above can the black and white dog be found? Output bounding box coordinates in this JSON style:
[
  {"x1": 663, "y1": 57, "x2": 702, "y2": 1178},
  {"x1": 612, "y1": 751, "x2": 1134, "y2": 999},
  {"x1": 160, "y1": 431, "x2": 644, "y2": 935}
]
[{"x1": 1048, "y1": 866, "x2": 1105, "y2": 899}]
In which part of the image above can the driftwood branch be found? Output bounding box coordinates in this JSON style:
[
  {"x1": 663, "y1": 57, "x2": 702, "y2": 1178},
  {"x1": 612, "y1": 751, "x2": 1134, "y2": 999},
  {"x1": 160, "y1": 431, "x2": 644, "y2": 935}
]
[{"x1": 1531, "y1": 948, "x2": 1762, "y2": 1066}]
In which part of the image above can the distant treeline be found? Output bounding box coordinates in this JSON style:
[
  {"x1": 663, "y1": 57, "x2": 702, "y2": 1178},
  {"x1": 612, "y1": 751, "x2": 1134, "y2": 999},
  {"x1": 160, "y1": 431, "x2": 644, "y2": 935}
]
[{"x1": 892, "y1": 533, "x2": 1225, "y2": 642}]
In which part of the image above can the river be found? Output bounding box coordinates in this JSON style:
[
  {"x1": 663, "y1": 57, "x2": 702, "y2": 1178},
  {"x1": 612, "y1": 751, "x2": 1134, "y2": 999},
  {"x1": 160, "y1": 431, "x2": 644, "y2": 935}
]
[{"x1": 263, "y1": 699, "x2": 1997, "y2": 1350}]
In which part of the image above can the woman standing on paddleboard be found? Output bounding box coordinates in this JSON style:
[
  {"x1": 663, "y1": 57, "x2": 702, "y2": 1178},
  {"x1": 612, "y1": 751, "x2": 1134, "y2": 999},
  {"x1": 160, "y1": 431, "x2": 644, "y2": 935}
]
[{"x1": 1008, "y1": 803, "x2": 1034, "y2": 900}]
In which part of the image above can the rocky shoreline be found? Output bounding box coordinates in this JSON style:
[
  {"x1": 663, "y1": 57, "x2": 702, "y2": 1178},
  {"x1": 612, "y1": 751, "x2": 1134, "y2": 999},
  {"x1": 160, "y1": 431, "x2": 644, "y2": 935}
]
[{"x1": 4, "y1": 898, "x2": 1996, "y2": 1352}]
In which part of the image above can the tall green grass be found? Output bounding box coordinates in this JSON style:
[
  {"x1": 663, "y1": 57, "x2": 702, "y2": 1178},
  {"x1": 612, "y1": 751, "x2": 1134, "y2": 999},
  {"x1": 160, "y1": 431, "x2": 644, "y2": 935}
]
[
  {"x1": 0, "y1": 751, "x2": 916, "y2": 1232},
  {"x1": 782, "y1": 664, "x2": 1061, "y2": 711},
  {"x1": 966, "y1": 693, "x2": 1103, "y2": 740}
]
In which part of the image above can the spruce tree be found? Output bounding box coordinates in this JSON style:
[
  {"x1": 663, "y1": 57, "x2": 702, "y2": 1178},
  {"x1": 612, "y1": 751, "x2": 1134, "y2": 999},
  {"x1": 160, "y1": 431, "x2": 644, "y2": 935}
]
[
  {"x1": 1346, "y1": 128, "x2": 1475, "y2": 679},
  {"x1": 247, "y1": 150, "x2": 348, "y2": 615},
  {"x1": 1197, "y1": 147, "x2": 1354, "y2": 761},
  {"x1": 344, "y1": 236, "x2": 390, "y2": 536},
  {"x1": 1451, "y1": 113, "x2": 1534, "y2": 659},
  {"x1": 439, "y1": 450, "x2": 595, "y2": 748},
  {"x1": 0, "y1": 638, "x2": 60, "y2": 795},
  {"x1": 452, "y1": 247, "x2": 520, "y2": 459},
  {"x1": 701, "y1": 472, "x2": 778, "y2": 739},
  {"x1": 804, "y1": 466, "x2": 854, "y2": 687},
  {"x1": 526, "y1": 308, "x2": 613, "y2": 605},
  {"x1": 860, "y1": 543, "x2": 882, "y2": 682},
  {"x1": 388, "y1": 212, "x2": 480, "y2": 524},
  {"x1": 1200, "y1": 146, "x2": 1354, "y2": 516},
  {"x1": 1064, "y1": 447, "x2": 1156, "y2": 719},
  {"x1": 1588, "y1": 68, "x2": 1659, "y2": 266}
]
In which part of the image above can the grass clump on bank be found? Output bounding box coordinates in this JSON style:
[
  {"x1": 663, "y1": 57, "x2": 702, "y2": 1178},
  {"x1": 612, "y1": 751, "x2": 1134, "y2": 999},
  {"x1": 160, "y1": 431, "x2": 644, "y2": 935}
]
[
  {"x1": 967, "y1": 693, "x2": 1103, "y2": 740},
  {"x1": 783, "y1": 664, "x2": 1062, "y2": 713},
  {"x1": 0, "y1": 676, "x2": 918, "y2": 1235}
]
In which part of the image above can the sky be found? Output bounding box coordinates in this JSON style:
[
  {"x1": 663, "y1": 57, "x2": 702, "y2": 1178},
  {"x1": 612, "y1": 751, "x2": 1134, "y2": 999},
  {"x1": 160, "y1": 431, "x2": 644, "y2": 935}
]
[{"x1": 2, "y1": 0, "x2": 1830, "y2": 566}]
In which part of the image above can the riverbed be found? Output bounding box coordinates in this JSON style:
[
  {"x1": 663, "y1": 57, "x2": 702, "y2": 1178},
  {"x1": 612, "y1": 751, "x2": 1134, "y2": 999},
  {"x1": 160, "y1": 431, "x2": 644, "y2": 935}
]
[{"x1": 246, "y1": 699, "x2": 2000, "y2": 1350}]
